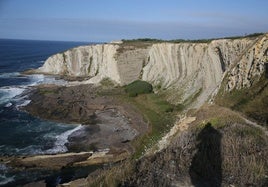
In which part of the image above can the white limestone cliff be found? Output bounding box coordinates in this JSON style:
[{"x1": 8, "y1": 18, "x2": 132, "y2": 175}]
[
  {"x1": 35, "y1": 34, "x2": 268, "y2": 107},
  {"x1": 37, "y1": 44, "x2": 121, "y2": 84},
  {"x1": 142, "y1": 38, "x2": 256, "y2": 107},
  {"x1": 227, "y1": 35, "x2": 268, "y2": 90}
]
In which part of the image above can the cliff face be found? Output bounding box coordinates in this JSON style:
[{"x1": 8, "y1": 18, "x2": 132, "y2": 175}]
[
  {"x1": 38, "y1": 44, "x2": 121, "y2": 83},
  {"x1": 36, "y1": 34, "x2": 268, "y2": 107},
  {"x1": 226, "y1": 35, "x2": 268, "y2": 90},
  {"x1": 142, "y1": 39, "x2": 254, "y2": 106}
]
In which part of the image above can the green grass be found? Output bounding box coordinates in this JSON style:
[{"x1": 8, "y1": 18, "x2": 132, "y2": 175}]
[
  {"x1": 122, "y1": 38, "x2": 164, "y2": 43},
  {"x1": 125, "y1": 80, "x2": 153, "y2": 97},
  {"x1": 215, "y1": 75, "x2": 268, "y2": 126},
  {"x1": 121, "y1": 33, "x2": 264, "y2": 45},
  {"x1": 94, "y1": 83, "x2": 178, "y2": 159},
  {"x1": 120, "y1": 93, "x2": 177, "y2": 159},
  {"x1": 95, "y1": 84, "x2": 178, "y2": 159},
  {"x1": 189, "y1": 105, "x2": 268, "y2": 186},
  {"x1": 233, "y1": 125, "x2": 264, "y2": 138},
  {"x1": 99, "y1": 78, "x2": 115, "y2": 87},
  {"x1": 197, "y1": 118, "x2": 225, "y2": 130}
]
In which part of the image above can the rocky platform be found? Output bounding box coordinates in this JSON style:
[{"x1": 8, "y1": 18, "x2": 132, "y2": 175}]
[{"x1": 24, "y1": 84, "x2": 148, "y2": 154}]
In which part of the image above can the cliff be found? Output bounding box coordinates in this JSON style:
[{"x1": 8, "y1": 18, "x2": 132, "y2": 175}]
[
  {"x1": 28, "y1": 34, "x2": 268, "y2": 187},
  {"x1": 35, "y1": 34, "x2": 268, "y2": 108}
]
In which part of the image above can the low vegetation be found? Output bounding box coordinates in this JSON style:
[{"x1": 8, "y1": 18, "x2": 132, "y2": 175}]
[
  {"x1": 125, "y1": 80, "x2": 153, "y2": 97},
  {"x1": 122, "y1": 32, "x2": 265, "y2": 45},
  {"x1": 122, "y1": 81, "x2": 179, "y2": 158},
  {"x1": 99, "y1": 77, "x2": 116, "y2": 88},
  {"x1": 83, "y1": 81, "x2": 179, "y2": 186},
  {"x1": 127, "y1": 93, "x2": 178, "y2": 158},
  {"x1": 189, "y1": 105, "x2": 268, "y2": 186},
  {"x1": 86, "y1": 104, "x2": 268, "y2": 187},
  {"x1": 119, "y1": 105, "x2": 268, "y2": 187},
  {"x1": 215, "y1": 74, "x2": 268, "y2": 127},
  {"x1": 122, "y1": 38, "x2": 164, "y2": 43}
]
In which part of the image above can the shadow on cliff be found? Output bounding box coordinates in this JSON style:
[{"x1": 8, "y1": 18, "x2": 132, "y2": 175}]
[{"x1": 189, "y1": 123, "x2": 222, "y2": 187}]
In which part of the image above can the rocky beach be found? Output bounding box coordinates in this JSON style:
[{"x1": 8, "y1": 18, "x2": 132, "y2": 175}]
[{"x1": 24, "y1": 84, "x2": 148, "y2": 153}]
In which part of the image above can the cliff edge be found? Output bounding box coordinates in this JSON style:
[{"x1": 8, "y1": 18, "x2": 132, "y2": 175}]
[{"x1": 35, "y1": 34, "x2": 268, "y2": 108}]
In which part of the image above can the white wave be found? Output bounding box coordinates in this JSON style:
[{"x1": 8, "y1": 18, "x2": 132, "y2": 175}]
[
  {"x1": 27, "y1": 74, "x2": 45, "y2": 86},
  {"x1": 27, "y1": 74, "x2": 67, "y2": 86},
  {"x1": 41, "y1": 75, "x2": 67, "y2": 86},
  {"x1": 4, "y1": 102, "x2": 12, "y2": 107},
  {"x1": 0, "y1": 72, "x2": 65, "y2": 108},
  {"x1": 0, "y1": 72, "x2": 20, "y2": 78},
  {"x1": 46, "y1": 125, "x2": 83, "y2": 154},
  {"x1": 0, "y1": 164, "x2": 8, "y2": 171},
  {"x1": 15, "y1": 100, "x2": 31, "y2": 108},
  {"x1": 0, "y1": 164, "x2": 14, "y2": 185},
  {"x1": 14, "y1": 145, "x2": 44, "y2": 155},
  {"x1": 0, "y1": 73, "x2": 65, "y2": 106},
  {"x1": 0, "y1": 175, "x2": 15, "y2": 185},
  {"x1": 0, "y1": 86, "x2": 26, "y2": 105}
]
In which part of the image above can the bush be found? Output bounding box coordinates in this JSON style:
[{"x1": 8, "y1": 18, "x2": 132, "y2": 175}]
[
  {"x1": 100, "y1": 78, "x2": 115, "y2": 87},
  {"x1": 125, "y1": 80, "x2": 153, "y2": 97}
]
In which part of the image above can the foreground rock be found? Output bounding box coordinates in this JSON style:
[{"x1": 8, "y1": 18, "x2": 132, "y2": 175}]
[
  {"x1": 2, "y1": 149, "x2": 129, "y2": 170},
  {"x1": 6, "y1": 152, "x2": 92, "y2": 170}
]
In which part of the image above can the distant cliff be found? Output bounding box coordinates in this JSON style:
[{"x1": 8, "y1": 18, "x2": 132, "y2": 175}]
[{"x1": 35, "y1": 34, "x2": 268, "y2": 107}]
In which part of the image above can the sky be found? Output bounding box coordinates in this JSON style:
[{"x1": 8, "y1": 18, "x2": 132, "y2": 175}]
[{"x1": 0, "y1": 0, "x2": 268, "y2": 42}]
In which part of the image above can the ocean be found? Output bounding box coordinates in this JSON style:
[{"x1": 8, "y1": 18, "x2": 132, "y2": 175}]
[{"x1": 0, "y1": 39, "x2": 94, "y2": 186}]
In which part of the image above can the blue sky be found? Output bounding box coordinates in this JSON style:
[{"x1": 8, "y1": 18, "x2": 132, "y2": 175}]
[{"x1": 0, "y1": 0, "x2": 268, "y2": 42}]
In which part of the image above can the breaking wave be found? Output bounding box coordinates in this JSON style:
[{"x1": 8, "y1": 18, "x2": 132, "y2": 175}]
[{"x1": 46, "y1": 125, "x2": 83, "y2": 154}]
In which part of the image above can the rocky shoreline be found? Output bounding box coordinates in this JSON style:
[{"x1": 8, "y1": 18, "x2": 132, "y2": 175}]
[
  {"x1": 23, "y1": 84, "x2": 148, "y2": 153},
  {"x1": 0, "y1": 83, "x2": 149, "y2": 186}
]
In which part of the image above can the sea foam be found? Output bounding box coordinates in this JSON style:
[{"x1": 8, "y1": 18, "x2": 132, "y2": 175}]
[
  {"x1": 46, "y1": 125, "x2": 83, "y2": 154},
  {"x1": 0, "y1": 72, "x2": 21, "y2": 78},
  {"x1": 0, "y1": 86, "x2": 26, "y2": 105},
  {"x1": 0, "y1": 164, "x2": 15, "y2": 185}
]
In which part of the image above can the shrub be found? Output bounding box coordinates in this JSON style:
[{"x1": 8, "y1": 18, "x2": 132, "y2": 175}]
[
  {"x1": 125, "y1": 80, "x2": 153, "y2": 97},
  {"x1": 100, "y1": 78, "x2": 115, "y2": 87}
]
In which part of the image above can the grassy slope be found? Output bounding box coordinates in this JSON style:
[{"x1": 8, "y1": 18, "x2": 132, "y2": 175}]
[
  {"x1": 121, "y1": 105, "x2": 268, "y2": 187},
  {"x1": 84, "y1": 73, "x2": 268, "y2": 186},
  {"x1": 188, "y1": 105, "x2": 268, "y2": 186},
  {"x1": 121, "y1": 93, "x2": 177, "y2": 158},
  {"x1": 85, "y1": 86, "x2": 179, "y2": 186},
  {"x1": 215, "y1": 74, "x2": 268, "y2": 127}
]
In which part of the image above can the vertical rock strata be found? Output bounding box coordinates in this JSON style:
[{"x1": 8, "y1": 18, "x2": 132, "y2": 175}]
[{"x1": 36, "y1": 34, "x2": 268, "y2": 107}]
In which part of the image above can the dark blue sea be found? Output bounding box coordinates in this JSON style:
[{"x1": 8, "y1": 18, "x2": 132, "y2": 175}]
[{"x1": 0, "y1": 39, "x2": 96, "y2": 186}]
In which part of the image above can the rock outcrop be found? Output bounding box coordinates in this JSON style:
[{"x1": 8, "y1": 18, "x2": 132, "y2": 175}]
[
  {"x1": 35, "y1": 34, "x2": 268, "y2": 107},
  {"x1": 226, "y1": 35, "x2": 268, "y2": 90},
  {"x1": 37, "y1": 44, "x2": 121, "y2": 83}
]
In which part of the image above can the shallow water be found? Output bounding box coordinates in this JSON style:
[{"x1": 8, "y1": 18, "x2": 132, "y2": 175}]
[{"x1": 0, "y1": 39, "x2": 93, "y2": 186}]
